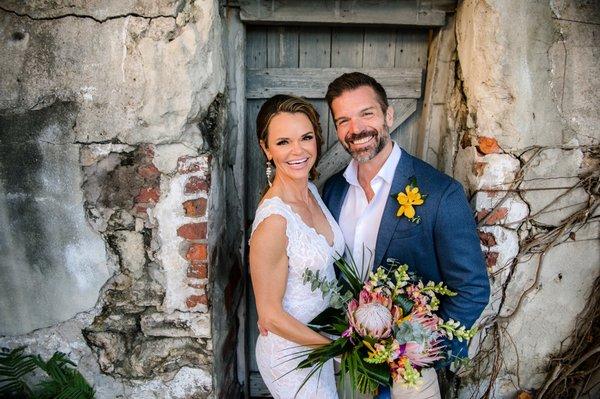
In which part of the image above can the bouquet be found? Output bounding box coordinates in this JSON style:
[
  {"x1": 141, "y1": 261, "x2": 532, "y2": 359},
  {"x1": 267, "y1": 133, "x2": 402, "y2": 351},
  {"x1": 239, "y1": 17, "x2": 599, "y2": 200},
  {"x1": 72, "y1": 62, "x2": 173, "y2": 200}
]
[{"x1": 296, "y1": 257, "x2": 476, "y2": 395}]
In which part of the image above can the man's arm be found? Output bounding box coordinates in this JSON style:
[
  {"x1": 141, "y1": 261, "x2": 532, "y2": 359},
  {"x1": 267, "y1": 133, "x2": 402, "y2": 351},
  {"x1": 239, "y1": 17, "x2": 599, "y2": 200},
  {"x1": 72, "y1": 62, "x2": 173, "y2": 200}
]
[{"x1": 433, "y1": 181, "x2": 490, "y2": 354}]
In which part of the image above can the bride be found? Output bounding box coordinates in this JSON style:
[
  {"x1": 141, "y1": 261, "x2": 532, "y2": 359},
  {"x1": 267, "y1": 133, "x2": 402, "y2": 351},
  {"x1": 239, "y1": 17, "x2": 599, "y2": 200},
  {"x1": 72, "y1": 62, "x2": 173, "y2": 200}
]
[{"x1": 249, "y1": 95, "x2": 344, "y2": 398}]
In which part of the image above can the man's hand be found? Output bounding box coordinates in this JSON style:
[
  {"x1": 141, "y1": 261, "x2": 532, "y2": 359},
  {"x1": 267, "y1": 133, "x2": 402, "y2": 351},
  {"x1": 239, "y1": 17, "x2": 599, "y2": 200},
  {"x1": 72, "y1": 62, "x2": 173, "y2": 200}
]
[{"x1": 257, "y1": 321, "x2": 269, "y2": 336}]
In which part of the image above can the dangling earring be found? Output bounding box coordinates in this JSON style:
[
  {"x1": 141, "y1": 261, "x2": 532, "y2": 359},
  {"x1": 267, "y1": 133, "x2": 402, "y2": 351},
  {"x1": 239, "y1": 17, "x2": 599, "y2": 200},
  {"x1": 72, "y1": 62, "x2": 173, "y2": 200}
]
[{"x1": 265, "y1": 160, "x2": 273, "y2": 187}]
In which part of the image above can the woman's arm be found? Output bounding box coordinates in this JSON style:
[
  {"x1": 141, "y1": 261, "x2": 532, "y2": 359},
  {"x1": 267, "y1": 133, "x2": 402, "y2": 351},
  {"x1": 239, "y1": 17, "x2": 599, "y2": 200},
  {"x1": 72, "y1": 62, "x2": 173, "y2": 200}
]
[{"x1": 250, "y1": 215, "x2": 330, "y2": 347}]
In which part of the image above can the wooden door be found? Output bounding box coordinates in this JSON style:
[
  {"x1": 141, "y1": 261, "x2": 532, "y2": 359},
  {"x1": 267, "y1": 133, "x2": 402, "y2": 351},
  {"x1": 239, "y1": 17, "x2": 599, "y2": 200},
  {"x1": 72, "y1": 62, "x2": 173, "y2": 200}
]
[{"x1": 244, "y1": 24, "x2": 429, "y2": 396}]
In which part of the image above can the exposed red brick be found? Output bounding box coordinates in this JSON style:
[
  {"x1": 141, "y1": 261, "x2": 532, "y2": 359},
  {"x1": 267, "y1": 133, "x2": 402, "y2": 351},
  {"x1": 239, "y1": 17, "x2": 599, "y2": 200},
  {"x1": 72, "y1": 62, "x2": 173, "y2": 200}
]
[
  {"x1": 140, "y1": 144, "x2": 155, "y2": 158},
  {"x1": 485, "y1": 251, "x2": 499, "y2": 269},
  {"x1": 177, "y1": 223, "x2": 207, "y2": 240},
  {"x1": 517, "y1": 391, "x2": 533, "y2": 399},
  {"x1": 186, "y1": 294, "x2": 208, "y2": 308},
  {"x1": 472, "y1": 162, "x2": 487, "y2": 177},
  {"x1": 184, "y1": 176, "x2": 209, "y2": 194},
  {"x1": 477, "y1": 136, "x2": 501, "y2": 155},
  {"x1": 177, "y1": 156, "x2": 202, "y2": 174},
  {"x1": 477, "y1": 207, "x2": 509, "y2": 225},
  {"x1": 135, "y1": 186, "x2": 160, "y2": 204},
  {"x1": 138, "y1": 164, "x2": 160, "y2": 180},
  {"x1": 478, "y1": 231, "x2": 497, "y2": 247},
  {"x1": 188, "y1": 262, "x2": 208, "y2": 279},
  {"x1": 183, "y1": 198, "x2": 207, "y2": 217},
  {"x1": 186, "y1": 244, "x2": 208, "y2": 262},
  {"x1": 187, "y1": 281, "x2": 207, "y2": 289},
  {"x1": 134, "y1": 203, "x2": 148, "y2": 215}
]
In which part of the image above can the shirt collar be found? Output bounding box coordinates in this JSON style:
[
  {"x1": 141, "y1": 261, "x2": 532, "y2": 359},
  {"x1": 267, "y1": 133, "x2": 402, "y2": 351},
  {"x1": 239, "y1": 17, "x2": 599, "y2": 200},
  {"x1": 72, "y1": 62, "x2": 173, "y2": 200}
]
[{"x1": 343, "y1": 141, "x2": 402, "y2": 186}]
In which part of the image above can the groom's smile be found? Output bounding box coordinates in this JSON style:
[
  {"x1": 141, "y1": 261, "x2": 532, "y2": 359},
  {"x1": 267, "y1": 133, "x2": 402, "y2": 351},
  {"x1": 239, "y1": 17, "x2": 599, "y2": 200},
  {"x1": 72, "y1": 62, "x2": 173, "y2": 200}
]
[
  {"x1": 344, "y1": 129, "x2": 380, "y2": 160},
  {"x1": 331, "y1": 86, "x2": 394, "y2": 164}
]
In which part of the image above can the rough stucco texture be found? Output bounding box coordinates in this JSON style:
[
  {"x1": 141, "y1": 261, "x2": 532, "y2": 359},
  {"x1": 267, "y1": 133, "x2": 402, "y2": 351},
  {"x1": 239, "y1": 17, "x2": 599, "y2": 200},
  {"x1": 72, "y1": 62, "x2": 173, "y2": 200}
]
[
  {"x1": 453, "y1": 1, "x2": 599, "y2": 398},
  {"x1": 0, "y1": 1, "x2": 227, "y2": 397},
  {"x1": 0, "y1": 101, "x2": 110, "y2": 335},
  {"x1": 0, "y1": 0, "x2": 223, "y2": 146}
]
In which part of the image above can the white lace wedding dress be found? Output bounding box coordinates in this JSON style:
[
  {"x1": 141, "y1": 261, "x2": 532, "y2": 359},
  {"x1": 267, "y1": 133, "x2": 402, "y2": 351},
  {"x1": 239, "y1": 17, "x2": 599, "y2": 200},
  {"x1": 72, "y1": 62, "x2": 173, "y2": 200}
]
[{"x1": 250, "y1": 183, "x2": 344, "y2": 399}]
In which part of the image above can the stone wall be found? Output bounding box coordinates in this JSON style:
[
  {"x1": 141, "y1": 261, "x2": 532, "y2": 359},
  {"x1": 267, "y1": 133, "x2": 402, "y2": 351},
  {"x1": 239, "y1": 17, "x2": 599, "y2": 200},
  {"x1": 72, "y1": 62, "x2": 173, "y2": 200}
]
[
  {"x1": 448, "y1": 1, "x2": 600, "y2": 397},
  {"x1": 1, "y1": 0, "x2": 598, "y2": 398},
  {"x1": 0, "y1": 1, "x2": 243, "y2": 397}
]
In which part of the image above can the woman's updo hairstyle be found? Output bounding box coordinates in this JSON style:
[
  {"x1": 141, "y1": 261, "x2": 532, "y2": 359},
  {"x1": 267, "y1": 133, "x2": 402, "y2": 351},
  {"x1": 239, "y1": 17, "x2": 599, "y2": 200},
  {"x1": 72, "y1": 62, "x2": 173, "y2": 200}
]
[{"x1": 256, "y1": 94, "x2": 323, "y2": 181}]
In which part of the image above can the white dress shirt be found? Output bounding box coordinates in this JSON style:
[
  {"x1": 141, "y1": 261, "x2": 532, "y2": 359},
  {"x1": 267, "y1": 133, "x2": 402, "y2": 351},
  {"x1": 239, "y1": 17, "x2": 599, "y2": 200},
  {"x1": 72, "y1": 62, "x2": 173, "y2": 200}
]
[{"x1": 339, "y1": 142, "x2": 402, "y2": 280}]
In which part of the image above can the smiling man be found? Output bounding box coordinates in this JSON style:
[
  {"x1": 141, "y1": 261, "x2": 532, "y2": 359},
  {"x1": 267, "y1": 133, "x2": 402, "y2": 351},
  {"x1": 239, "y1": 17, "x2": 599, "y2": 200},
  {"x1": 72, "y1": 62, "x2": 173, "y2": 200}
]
[{"x1": 322, "y1": 72, "x2": 490, "y2": 398}]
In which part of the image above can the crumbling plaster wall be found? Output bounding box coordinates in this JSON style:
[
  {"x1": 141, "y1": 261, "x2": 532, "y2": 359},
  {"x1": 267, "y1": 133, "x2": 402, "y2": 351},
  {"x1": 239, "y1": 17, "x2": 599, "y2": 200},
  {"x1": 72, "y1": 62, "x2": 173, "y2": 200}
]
[
  {"x1": 0, "y1": 1, "x2": 242, "y2": 397},
  {"x1": 448, "y1": 0, "x2": 599, "y2": 397}
]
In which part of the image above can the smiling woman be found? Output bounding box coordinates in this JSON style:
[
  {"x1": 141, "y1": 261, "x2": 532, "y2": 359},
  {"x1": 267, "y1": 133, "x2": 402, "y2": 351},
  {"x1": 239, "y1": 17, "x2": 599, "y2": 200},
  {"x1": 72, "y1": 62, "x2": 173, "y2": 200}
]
[
  {"x1": 255, "y1": 95, "x2": 324, "y2": 183},
  {"x1": 248, "y1": 94, "x2": 345, "y2": 398}
]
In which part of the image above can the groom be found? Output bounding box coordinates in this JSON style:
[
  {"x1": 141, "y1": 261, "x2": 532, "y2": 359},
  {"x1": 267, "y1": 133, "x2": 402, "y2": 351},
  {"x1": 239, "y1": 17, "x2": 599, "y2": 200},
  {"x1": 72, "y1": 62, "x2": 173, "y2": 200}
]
[{"x1": 322, "y1": 72, "x2": 490, "y2": 398}]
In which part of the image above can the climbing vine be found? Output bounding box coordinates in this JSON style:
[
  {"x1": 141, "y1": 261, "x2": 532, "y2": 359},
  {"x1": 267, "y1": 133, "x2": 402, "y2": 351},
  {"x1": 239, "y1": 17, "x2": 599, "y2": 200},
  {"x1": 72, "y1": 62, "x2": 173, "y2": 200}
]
[{"x1": 460, "y1": 144, "x2": 599, "y2": 399}]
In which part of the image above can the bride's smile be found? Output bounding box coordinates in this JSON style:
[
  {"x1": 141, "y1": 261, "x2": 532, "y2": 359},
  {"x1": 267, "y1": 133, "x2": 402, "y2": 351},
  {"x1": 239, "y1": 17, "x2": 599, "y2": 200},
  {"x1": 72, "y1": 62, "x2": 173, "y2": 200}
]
[{"x1": 260, "y1": 111, "x2": 318, "y2": 182}]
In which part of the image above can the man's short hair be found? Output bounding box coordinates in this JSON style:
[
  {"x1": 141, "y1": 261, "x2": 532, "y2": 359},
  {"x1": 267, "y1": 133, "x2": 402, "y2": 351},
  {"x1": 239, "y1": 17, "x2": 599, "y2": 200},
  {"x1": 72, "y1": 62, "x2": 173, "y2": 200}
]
[{"x1": 325, "y1": 72, "x2": 389, "y2": 115}]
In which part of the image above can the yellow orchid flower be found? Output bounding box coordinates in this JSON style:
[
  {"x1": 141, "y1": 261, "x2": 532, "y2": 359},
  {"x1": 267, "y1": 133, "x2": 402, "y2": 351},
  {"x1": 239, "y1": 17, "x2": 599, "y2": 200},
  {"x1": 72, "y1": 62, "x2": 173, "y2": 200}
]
[{"x1": 396, "y1": 185, "x2": 424, "y2": 219}]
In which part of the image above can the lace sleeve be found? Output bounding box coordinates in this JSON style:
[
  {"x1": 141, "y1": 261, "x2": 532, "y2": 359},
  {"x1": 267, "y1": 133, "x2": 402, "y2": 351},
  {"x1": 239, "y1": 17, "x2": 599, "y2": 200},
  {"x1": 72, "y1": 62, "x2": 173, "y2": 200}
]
[{"x1": 249, "y1": 198, "x2": 295, "y2": 258}]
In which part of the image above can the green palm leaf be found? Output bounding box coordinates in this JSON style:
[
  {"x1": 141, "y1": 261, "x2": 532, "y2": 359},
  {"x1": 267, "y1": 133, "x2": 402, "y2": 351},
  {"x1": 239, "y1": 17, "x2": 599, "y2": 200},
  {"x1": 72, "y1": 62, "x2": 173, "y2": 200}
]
[
  {"x1": 0, "y1": 347, "x2": 36, "y2": 397},
  {"x1": 33, "y1": 353, "x2": 94, "y2": 399},
  {"x1": 0, "y1": 347, "x2": 94, "y2": 398},
  {"x1": 307, "y1": 306, "x2": 347, "y2": 335},
  {"x1": 393, "y1": 295, "x2": 414, "y2": 314}
]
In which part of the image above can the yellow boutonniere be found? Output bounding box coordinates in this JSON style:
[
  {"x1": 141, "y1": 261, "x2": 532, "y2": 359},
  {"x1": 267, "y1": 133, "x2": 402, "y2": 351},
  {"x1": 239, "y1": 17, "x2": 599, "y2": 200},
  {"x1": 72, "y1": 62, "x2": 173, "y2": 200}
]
[{"x1": 395, "y1": 177, "x2": 427, "y2": 223}]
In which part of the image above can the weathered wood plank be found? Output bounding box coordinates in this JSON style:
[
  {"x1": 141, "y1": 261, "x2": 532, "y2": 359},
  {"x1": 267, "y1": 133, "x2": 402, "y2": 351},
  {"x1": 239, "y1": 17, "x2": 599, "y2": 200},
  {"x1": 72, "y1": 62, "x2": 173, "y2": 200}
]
[
  {"x1": 315, "y1": 99, "x2": 417, "y2": 187},
  {"x1": 249, "y1": 372, "x2": 271, "y2": 397},
  {"x1": 392, "y1": 111, "x2": 419, "y2": 154},
  {"x1": 311, "y1": 100, "x2": 330, "y2": 154},
  {"x1": 392, "y1": 29, "x2": 430, "y2": 156},
  {"x1": 298, "y1": 27, "x2": 332, "y2": 152},
  {"x1": 245, "y1": 100, "x2": 267, "y2": 222},
  {"x1": 395, "y1": 29, "x2": 430, "y2": 68},
  {"x1": 266, "y1": 26, "x2": 299, "y2": 68},
  {"x1": 416, "y1": 14, "x2": 457, "y2": 169},
  {"x1": 246, "y1": 68, "x2": 422, "y2": 99},
  {"x1": 244, "y1": 100, "x2": 265, "y2": 381},
  {"x1": 239, "y1": 0, "x2": 446, "y2": 27},
  {"x1": 329, "y1": 27, "x2": 364, "y2": 149},
  {"x1": 363, "y1": 28, "x2": 396, "y2": 68},
  {"x1": 299, "y1": 27, "x2": 331, "y2": 68},
  {"x1": 245, "y1": 26, "x2": 267, "y2": 68},
  {"x1": 331, "y1": 27, "x2": 364, "y2": 68}
]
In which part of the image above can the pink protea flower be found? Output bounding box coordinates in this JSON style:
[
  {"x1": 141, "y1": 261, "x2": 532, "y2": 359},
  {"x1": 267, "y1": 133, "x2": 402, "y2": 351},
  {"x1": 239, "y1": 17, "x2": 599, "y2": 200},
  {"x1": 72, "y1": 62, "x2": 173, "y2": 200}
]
[
  {"x1": 395, "y1": 340, "x2": 444, "y2": 367},
  {"x1": 347, "y1": 290, "x2": 394, "y2": 339},
  {"x1": 412, "y1": 313, "x2": 440, "y2": 332},
  {"x1": 406, "y1": 285, "x2": 428, "y2": 307}
]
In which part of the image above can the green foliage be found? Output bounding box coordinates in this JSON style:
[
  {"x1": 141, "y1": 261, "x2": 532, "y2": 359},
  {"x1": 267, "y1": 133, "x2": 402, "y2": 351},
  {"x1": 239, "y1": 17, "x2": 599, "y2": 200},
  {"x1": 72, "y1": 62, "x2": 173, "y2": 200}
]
[
  {"x1": 393, "y1": 295, "x2": 414, "y2": 315},
  {"x1": 395, "y1": 321, "x2": 435, "y2": 346},
  {"x1": 333, "y1": 256, "x2": 364, "y2": 296},
  {"x1": 438, "y1": 319, "x2": 478, "y2": 342},
  {"x1": 297, "y1": 338, "x2": 350, "y2": 370},
  {"x1": 363, "y1": 341, "x2": 393, "y2": 365},
  {"x1": 0, "y1": 347, "x2": 36, "y2": 397},
  {"x1": 302, "y1": 269, "x2": 353, "y2": 309},
  {"x1": 307, "y1": 306, "x2": 347, "y2": 336},
  {"x1": 340, "y1": 349, "x2": 390, "y2": 395},
  {"x1": 0, "y1": 347, "x2": 94, "y2": 399},
  {"x1": 421, "y1": 281, "x2": 456, "y2": 297}
]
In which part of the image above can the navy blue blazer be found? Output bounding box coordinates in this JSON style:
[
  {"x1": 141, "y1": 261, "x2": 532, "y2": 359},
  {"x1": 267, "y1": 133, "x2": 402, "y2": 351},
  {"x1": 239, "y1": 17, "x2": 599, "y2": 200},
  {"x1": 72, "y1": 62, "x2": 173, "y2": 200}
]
[{"x1": 323, "y1": 148, "x2": 490, "y2": 357}]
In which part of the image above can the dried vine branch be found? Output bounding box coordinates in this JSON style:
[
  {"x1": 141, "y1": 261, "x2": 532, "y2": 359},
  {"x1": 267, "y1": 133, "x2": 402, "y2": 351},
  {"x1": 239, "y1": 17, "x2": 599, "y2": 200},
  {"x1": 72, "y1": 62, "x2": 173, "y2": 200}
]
[
  {"x1": 462, "y1": 145, "x2": 600, "y2": 399},
  {"x1": 537, "y1": 274, "x2": 600, "y2": 398}
]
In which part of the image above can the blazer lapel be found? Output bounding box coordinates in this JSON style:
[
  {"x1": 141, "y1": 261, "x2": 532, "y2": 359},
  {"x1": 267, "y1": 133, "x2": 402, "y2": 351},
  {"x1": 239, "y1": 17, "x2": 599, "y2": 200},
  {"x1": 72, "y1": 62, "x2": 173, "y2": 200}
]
[
  {"x1": 329, "y1": 177, "x2": 350, "y2": 222},
  {"x1": 373, "y1": 150, "x2": 415, "y2": 269}
]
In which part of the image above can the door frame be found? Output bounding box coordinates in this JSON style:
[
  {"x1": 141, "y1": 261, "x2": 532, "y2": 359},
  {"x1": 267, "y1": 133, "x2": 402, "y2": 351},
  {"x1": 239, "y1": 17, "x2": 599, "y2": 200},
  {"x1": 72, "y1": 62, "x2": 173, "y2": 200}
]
[{"x1": 222, "y1": 1, "x2": 457, "y2": 396}]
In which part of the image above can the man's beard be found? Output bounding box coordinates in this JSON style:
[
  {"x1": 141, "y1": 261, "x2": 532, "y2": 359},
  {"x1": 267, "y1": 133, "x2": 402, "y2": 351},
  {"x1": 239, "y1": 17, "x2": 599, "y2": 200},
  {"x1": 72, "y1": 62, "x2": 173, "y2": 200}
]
[{"x1": 343, "y1": 124, "x2": 390, "y2": 164}]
